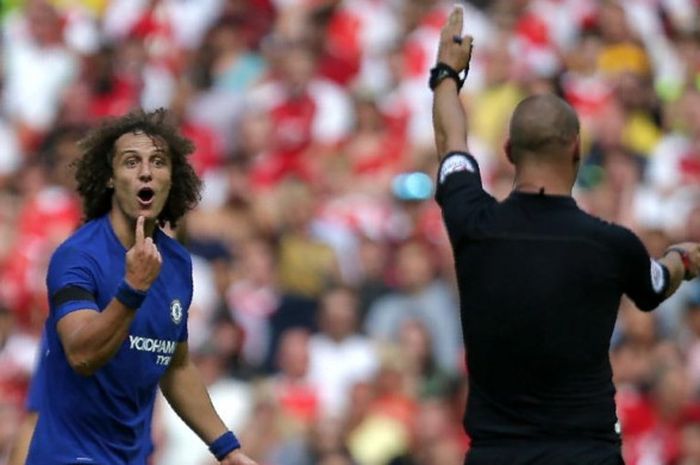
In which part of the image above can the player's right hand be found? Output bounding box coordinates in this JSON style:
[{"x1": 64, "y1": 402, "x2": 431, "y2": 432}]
[{"x1": 125, "y1": 216, "x2": 162, "y2": 291}]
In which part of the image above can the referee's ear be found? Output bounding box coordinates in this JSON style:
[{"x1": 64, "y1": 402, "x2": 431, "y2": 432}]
[
  {"x1": 572, "y1": 134, "x2": 582, "y2": 164},
  {"x1": 504, "y1": 139, "x2": 515, "y2": 165}
]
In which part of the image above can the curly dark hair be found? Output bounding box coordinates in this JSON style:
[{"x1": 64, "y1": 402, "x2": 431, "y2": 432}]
[{"x1": 74, "y1": 108, "x2": 202, "y2": 228}]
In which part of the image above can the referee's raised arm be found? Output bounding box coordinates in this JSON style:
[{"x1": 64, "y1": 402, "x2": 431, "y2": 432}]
[{"x1": 431, "y1": 6, "x2": 473, "y2": 160}]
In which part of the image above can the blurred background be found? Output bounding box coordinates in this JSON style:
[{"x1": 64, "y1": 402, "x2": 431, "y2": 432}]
[{"x1": 1, "y1": 0, "x2": 700, "y2": 464}]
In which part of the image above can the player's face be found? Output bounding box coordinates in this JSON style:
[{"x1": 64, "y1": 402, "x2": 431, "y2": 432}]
[{"x1": 109, "y1": 131, "x2": 172, "y2": 222}]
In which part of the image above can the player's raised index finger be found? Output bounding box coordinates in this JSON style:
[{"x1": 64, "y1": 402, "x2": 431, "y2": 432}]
[{"x1": 135, "y1": 215, "x2": 145, "y2": 246}]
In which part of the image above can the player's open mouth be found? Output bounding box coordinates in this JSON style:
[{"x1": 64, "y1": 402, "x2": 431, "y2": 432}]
[{"x1": 137, "y1": 187, "x2": 155, "y2": 206}]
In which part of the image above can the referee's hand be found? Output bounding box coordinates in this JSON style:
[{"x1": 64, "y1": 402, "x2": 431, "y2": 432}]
[
  {"x1": 437, "y1": 6, "x2": 473, "y2": 73},
  {"x1": 125, "y1": 215, "x2": 162, "y2": 291},
  {"x1": 671, "y1": 242, "x2": 700, "y2": 279}
]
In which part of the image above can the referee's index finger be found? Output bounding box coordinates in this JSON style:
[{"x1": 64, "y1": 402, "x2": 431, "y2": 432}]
[
  {"x1": 450, "y1": 5, "x2": 464, "y2": 34},
  {"x1": 135, "y1": 215, "x2": 145, "y2": 245}
]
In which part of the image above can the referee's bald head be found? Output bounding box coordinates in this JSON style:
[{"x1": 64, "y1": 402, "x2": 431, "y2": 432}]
[{"x1": 508, "y1": 94, "x2": 580, "y2": 163}]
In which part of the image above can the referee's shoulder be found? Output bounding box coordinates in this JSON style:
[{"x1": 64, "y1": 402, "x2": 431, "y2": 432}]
[{"x1": 579, "y1": 210, "x2": 643, "y2": 251}]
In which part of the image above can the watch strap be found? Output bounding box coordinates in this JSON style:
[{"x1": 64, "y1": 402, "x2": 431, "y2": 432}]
[
  {"x1": 429, "y1": 62, "x2": 466, "y2": 91},
  {"x1": 665, "y1": 247, "x2": 695, "y2": 281}
]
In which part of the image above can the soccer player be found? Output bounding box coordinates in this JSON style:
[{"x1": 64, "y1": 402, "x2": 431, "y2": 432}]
[
  {"x1": 25, "y1": 109, "x2": 256, "y2": 465},
  {"x1": 431, "y1": 7, "x2": 700, "y2": 465}
]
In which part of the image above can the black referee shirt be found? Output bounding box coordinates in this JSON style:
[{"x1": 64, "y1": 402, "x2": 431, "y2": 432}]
[{"x1": 435, "y1": 152, "x2": 668, "y2": 447}]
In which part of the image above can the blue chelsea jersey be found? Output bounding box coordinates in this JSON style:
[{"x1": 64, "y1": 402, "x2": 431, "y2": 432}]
[{"x1": 26, "y1": 215, "x2": 192, "y2": 465}]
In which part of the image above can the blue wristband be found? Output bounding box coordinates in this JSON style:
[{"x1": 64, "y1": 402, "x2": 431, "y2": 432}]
[
  {"x1": 209, "y1": 431, "x2": 241, "y2": 461},
  {"x1": 115, "y1": 280, "x2": 147, "y2": 309}
]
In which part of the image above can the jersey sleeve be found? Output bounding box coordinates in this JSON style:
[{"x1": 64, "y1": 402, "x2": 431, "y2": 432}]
[
  {"x1": 434, "y1": 151, "x2": 496, "y2": 247},
  {"x1": 617, "y1": 228, "x2": 669, "y2": 311},
  {"x1": 46, "y1": 245, "x2": 100, "y2": 321}
]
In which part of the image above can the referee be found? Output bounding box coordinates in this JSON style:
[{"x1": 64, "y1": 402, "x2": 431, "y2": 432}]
[{"x1": 431, "y1": 8, "x2": 700, "y2": 465}]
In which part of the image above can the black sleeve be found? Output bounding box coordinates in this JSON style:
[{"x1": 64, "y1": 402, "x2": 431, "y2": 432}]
[
  {"x1": 434, "y1": 151, "x2": 496, "y2": 248},
  {"x1": 617, "y1": 227, "x2": 669, "y2": 311}
]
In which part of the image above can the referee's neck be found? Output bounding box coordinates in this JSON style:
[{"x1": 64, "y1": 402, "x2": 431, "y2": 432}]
[{"x1": 512, "y1": 166, "x2": 574, "y2": 197}]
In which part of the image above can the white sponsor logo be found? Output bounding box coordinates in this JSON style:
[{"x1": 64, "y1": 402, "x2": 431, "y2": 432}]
[
  {"x1": 129, "y1": 335, "x2": 177, "y2": 366},
  {"x1": 128, "y1": 335, "x2": 178, "y2": 354},
  {"x1": 650, "y1": 259, "x2": 666, "y2": 294},
  {"x1": 439, "y1": 154, "x2": 475, "y2": 184},
  {"x1": 170, "y1": 299, "x2": 183, "y2": 325}
]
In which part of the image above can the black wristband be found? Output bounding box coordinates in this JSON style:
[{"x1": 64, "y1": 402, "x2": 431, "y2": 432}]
[
  {"x1": 429, "y1": 62, "x2": 467, "y2": 92},
  {"x1": 665, "y1": 247, "x2": 695, "y2": 281}
]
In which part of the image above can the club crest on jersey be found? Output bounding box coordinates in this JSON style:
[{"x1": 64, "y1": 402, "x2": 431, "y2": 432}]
[{"x1": 170, "y1": 299, "x2": 183, "y2": 324}]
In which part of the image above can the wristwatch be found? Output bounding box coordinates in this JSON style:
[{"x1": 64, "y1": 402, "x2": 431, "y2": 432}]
[
  {"x1": 665, "y1": 247, "x2": 695, "y2": 281},
  {"x1": 429, "y1": 62, "x2": 466, "y2": 92}
]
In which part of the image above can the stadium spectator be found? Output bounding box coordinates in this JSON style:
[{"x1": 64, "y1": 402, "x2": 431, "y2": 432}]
[
  {"x1": 308, "y1": 285, "x2": 379, "y2": 417},
  {"x1": 365, "y1": 239, "x2": 462, "y2": 374},
  {"x1": 226, "y1": 236, "x2": 317, "y2": 373},
  {"x1": 265, "y1": 328, "x2": 319, "y2": 431}
]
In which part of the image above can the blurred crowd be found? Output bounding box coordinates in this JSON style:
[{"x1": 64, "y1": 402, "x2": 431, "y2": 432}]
[{"x1": 0, "y1": 0, "x2": 700, "y2": 464}]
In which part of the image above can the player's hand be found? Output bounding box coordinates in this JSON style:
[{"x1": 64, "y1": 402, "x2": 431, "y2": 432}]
[
  {"x1": 125, "y1": 216, "x2": 162, "y2": 291},
  {"x1": 220, "y1": 449, "x2": 258, "y2": 465},
  {"x1": 437, "y1": 6, "x2": 474, "y2": 73}
]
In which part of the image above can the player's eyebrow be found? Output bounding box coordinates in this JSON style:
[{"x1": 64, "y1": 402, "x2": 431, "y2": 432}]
[{"x1": 118, "y1": 148, "x2": 167, "y2": 157}]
